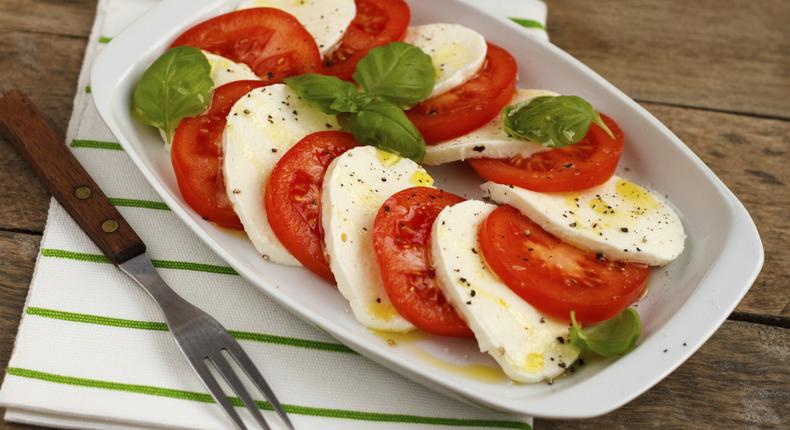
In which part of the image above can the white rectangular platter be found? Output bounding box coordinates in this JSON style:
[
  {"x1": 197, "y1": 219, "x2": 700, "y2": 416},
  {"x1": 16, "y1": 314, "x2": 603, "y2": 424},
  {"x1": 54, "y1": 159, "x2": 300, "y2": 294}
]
[{"x1": 90, "y1": 0, "x2": 764, "y2": 418}]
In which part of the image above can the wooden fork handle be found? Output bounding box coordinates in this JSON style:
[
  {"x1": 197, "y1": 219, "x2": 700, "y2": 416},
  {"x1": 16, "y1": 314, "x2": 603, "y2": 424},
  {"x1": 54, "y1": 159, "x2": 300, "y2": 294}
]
[{"x1": 0, "y1": 90, "x2": 146, "y2": 264}]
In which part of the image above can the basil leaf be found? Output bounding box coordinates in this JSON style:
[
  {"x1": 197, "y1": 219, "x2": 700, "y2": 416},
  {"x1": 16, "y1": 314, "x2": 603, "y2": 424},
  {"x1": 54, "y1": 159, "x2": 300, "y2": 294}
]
[
  {"x1": 284, "y1": 74, "x2": 361, "y2": 114},
  {"x1": 503, "y1": 95, "x2": 614, "y2": 148},
  {"x1": 353, "y1": 42, "x2": 435, "y2": 107},
  {"x1": 132, "y1": 46, "x2": 213, "y2": 145},
  {"x1": 329, "y1": 92, "x2": 375, "y2": 113},
  {"x1": 569, "y1": 308, "x2": 641, "y2": 357},
  {"x1": 346, "y1": 100, "x2": 426, "y2": 162}
]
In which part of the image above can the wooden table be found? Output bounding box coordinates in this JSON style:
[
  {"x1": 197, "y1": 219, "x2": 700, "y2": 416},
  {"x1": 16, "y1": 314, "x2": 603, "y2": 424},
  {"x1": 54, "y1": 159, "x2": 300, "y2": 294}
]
[{"x1": 1, "y1": 0, "x2": 788, "y2": 428}]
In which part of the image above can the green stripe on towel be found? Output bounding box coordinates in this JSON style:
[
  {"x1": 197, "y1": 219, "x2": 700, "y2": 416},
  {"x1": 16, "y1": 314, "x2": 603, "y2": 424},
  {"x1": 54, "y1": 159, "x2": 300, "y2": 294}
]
[
  {"x1": 508, "y1": 17, "x2": 546, "y2": 30},
  {"x1": 70, "y1": 139, "x2": 123, "y2": 151},
  {"x1": 98, "y1": 36, "x2": 112, "y2": 43},
  {"x1": 108, "y1": 197, "x2": 170, "y2": 211},
  {"x1": 5, "y1": 368, "x2": 531, "y2": 429},
  {"x1": 40, "y1": 248, "x2": 238, "y2": 276},
  {"x1": 26, "y1": 307, "x2": 354, "y2": 354}
]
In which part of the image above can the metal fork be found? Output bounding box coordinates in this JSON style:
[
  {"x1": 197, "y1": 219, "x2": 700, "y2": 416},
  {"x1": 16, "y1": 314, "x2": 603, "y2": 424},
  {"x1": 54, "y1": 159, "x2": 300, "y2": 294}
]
[
  {"x1": 120, "y1": 255, "x2": 293, "y2": 430},
  {"x1": 0, "y1": 90, "x2": 294, "y2": 430}
]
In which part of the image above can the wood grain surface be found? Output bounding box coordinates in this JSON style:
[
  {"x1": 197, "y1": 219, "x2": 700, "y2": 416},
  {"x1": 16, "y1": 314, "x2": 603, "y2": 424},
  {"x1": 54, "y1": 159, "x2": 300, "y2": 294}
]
[
  {"x1": 0, "y1": 0, "x2": 787, "y2": 428},
  {"x1": 549, "y1": 0, "x2": 790, "y2": 120}
]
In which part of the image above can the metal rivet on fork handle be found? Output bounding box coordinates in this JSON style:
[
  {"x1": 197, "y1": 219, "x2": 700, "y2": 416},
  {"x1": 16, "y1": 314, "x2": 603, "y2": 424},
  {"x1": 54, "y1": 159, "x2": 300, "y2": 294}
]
[
  {"x1": 101, "y1": 219, "x2": 119, "y2": 233},
  {"x1": 74, "y1": 186, "x2": 91, "y2": 199}
]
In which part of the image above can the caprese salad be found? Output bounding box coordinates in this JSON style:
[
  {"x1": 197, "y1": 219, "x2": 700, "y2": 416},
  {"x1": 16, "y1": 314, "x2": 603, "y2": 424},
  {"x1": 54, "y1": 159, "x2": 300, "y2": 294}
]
[{"x1": 131, "y1": 0, "x2": 686, "y2": 384}]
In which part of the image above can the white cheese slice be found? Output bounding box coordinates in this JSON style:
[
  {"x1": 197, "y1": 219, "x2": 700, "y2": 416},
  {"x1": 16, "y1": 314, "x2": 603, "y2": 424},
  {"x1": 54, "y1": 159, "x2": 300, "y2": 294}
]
[
  {"x1": 237, "y1": 0, "x2": 356, "y2": 57},
  {"x1": 203, "y1": 51, "x2": 259, "y2": 87},
  {"x1": 431, "y1": 200, "x2": 580, "y2": 383},
  {"x1": 322, "y1": 146, "x2": 434, "y2": 332},
  {"x1": 481, "y1": 177, "x2": 686, "y2": 266},
  {"x1": 223, "y1": 84, "x2": 339, "y2": 265},
  {"x1": 405, "y1": 23, "x2": 487, "y2": 98}
]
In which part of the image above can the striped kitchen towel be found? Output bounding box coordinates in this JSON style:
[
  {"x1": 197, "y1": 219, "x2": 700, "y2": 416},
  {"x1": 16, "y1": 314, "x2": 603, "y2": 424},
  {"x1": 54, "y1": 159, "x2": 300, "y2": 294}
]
[{"x1": 0, "y1": 0, "x2": 548, "y2": 428}]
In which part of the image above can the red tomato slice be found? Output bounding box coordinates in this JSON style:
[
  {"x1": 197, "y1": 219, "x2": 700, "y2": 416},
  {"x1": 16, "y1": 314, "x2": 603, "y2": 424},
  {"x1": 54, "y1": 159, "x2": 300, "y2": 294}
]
[
  {"x1": 171, "y1": 8, "x2": 322, "y2": 83},
  {"x1": 479, "y1": 205, "x2": 649, "y2": 324},
  {"x1": 322, "y1": 0, "x2": 410, "y2": 81},
  {"x1": 468, "y1": 114, "x2": 624, "y2": 192},
  {"x1": 172, "y1": 80, "x2": 267, "y2": 229},
  {"x1": 265, "y1": 131, "x2": 356, "y2": 282},
  {"x1": 373, "y1": 188, "x2": 473, "y2": 337},
  {"x1": 406, "y1": 43, "x2": 517, "y2": 144}
]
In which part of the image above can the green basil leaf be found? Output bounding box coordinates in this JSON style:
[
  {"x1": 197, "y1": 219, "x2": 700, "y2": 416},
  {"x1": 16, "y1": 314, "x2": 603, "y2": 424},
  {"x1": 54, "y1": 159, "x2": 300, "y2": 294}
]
[
  {"x1": 569, "y1": 308, "x2": 641, "y2": 357},
  {"x1": 328, "y1": 95, "x2": 359, "y2": 113},
  {"x1": 328, "y1": 91, "x2": 375, "y2": 113},
  {"x1": 503, "y1": 95, "x2": 614, "y2": 148},
  {"x1": 346, "y1": 100, "x2": 426, "y2": 162},
  {"x1": 353, "y1": 42, "x2": 435, "y2": 107},
  {"x1": 132, "y1": 46, "x2": 213, "y2": 145},
  {"x1": 284, "y1": 74, "x2": 361, "y2": 114}
]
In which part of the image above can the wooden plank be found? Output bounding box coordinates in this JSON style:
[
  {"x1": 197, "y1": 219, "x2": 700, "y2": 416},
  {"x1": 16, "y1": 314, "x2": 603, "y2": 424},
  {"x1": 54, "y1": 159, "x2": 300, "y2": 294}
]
[
  {"x1": 0, "y1": 29, "x2": 86, "y2": 233},
  {"x1": 0, "y1": 231, "x2": 39, "y2": 384},
  {"x1": 0, "y1": 0, "x2": 95, "y2": 38},
  {"x1": 549, "y1": 0, "x2": 790, "y2": 119},
  {"x1": 0, "y1": 30, "x2": 87, "y2": 132},
  {"x1": 0, "y1": 139, "x2": 49, "y2": 234}
]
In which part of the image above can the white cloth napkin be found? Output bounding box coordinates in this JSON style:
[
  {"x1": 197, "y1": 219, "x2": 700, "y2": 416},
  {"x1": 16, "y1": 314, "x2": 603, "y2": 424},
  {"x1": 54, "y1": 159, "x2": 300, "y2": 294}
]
[{"x1": 0, "y1": 1, "x2": 548, "y2": 428}]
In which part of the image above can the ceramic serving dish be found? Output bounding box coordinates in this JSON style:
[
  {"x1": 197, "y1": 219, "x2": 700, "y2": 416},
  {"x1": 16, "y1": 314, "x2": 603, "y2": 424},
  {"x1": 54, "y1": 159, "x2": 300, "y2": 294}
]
[{"x1": 91, "y1": 0, "x2": 764, "y2": 418}]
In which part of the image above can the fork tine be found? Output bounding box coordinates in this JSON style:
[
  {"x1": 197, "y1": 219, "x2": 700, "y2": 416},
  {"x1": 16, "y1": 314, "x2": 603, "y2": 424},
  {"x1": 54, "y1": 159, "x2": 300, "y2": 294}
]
[
  {"x1": 187, "y1": 355, "x2": 248, "y2": 430},
  {"x1": 210, "y1": 352, "x2": 271, "y2": 430},
  {"x1": 223, "y1": 339, "x2": 294, "y2": 430}
]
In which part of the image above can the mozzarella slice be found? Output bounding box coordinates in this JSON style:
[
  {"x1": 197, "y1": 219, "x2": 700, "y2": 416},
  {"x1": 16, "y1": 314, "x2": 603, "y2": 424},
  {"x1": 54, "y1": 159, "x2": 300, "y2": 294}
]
[
  {"x1": 322, "y1": 146, "x2": 434, "y2": 332},
  {"x1": 203, "y1": 51, "x2": 259, "y2": 87},
  {"x1": 405, "y1": 23, "x2": 487, "y2": 98},
  {"x1": 237, "y1": 0, "x2": 355, "y2": 57},
  {"x1": 423, "y1": 89, "x2": 557, "y2": 165},
  {"x1": 482, "y1": 177, "x2": 686, "y2": 266},
  {"x1": 432, "y1": 200, "x2": 580, "y2": 383},
  {"x1": 223, "y1": 84, "x2": 339, "y2": 265}
]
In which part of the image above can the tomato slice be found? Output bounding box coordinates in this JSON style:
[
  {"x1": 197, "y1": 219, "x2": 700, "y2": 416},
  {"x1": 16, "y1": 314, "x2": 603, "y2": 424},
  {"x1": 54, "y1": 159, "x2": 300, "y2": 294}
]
[
  {"x1": 406, "y1": 43, "x2": 517, "y2": 144},
  {"x1": 479, "y1": 205, "x2": 649, "y2": 324},
  {"x1": 469, "y1": 114, "x2": 624, "y2": 192},
  {"x1": 171, "y1": 8, "x2": 322, "y2": 83},
  {"x1": 265, "y1": 131, "x2": 356, "y2": 282},
  {"x1": 172, "y1": 80, "x2": 267, "y2": 229},
  {"x1": 373, "y1": 188, "x2": 473, "y2": 337},
  {"x1": 322, "y1": 0, "x2": 410, "y2": 81}
]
